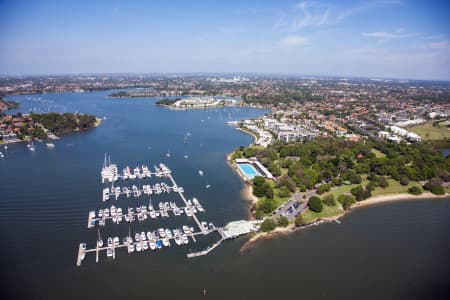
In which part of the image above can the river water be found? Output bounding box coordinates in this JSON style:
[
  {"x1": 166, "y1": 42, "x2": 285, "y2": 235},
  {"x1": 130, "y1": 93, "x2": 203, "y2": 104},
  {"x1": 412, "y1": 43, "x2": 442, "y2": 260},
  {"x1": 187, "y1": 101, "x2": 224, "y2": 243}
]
[{"x1": 1, "y1": 91, "x2": 449, "y2": 299}]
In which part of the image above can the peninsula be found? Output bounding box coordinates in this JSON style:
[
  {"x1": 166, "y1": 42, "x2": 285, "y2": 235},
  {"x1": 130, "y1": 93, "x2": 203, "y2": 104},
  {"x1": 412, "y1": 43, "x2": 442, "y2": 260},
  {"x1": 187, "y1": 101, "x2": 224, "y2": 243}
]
[
  {"x1": 0, "y1": 97, "x2": 19, "y2": 111},
  {"x1": 156, "y1": 96, "x2": 240, "y2": 109},
  {"x1": 227, "y1": 90, "x2": 449, "y2": 240},
  {"x1": 0, "y1": 112, "x2": 100, "y2": 143}
]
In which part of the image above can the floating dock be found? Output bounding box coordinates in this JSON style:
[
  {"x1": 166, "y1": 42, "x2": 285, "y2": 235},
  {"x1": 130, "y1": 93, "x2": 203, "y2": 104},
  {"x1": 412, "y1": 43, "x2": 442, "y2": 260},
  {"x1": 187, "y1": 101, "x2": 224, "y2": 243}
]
[
  {"x1": 76, "y1": 157, "x2": 261, "y2": 266},
  {"x1": 87, "y1": 201, "x2": 205, "y2": 228}
]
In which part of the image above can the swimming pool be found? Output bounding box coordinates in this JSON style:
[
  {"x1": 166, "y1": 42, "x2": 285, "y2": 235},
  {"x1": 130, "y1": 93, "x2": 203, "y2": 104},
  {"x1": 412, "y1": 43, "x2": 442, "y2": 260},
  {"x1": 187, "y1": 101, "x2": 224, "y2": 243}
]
[{"x1": 237, "y1": 163, "x2": 261, "y2": 180}]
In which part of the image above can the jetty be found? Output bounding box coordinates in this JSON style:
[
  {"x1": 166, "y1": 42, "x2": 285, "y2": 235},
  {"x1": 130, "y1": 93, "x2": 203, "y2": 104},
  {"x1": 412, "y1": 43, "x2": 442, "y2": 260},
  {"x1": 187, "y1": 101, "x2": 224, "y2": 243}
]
[{"x1": 76, "y1": 157, "x2": 261, "y2": 266}]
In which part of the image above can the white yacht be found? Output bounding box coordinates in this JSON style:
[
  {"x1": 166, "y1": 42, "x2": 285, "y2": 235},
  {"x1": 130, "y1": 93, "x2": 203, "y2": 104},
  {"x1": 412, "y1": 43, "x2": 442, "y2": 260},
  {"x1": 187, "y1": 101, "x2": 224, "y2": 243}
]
[
  {"x1": 102, "y1": 188, "x2": 110, "y2": 202},
  {"x1": 27, "y1": 141, "x2": 35, "y2": 151},
  {"x1": 166, "y1": 150, "x2": 171, "y2": 158},
  {"x1": 0, "y1": 152, "x2": 4, "y2": 158},
  {"x1": 182, "y1": 225, "x2": 190, "y2": 234},
  {"x1": 129, "y1": 244, "x2": 135, "y2": 253},
  {"x1": 149, "y1": 241, "x2": 156, "y2": 250},
  {"x1": 132, "y1": 185, "x2": 140, "y2": 197},
  {"x1": 208, "y1": 222, "x2": 215, "y2": 230},
  {"x1": 201, "y1": 222, "x2": 208, "y2": 231},
  {"x1": 181, "y1": 234, "x2": 189, "y2": 245},
  {"x1": 115, "y1": 187, "x2": 121, "y2": 199},
  {"x1": 162, "y1": 238, "x2": 170, "y2": 247},
  {"x1": 198, "y1": 170, "x2": 204, "y2": 176},
  {"x1": 143, "y1": 241, "x2": 149, "y2": 250},
  {"x1": 123, "y1": 186, "x2": 131, "y2": 198},
  {"x1": 110, "y1": 205, "x2": 117, "y2": 216},
  {"x1": 136, "y1": 243, "x2": 142, "y2": 252},
  {"x1": 46, "y1": 143, "x2": 55, "y2": 149},
  {"x1": 193, "y1": 198, "x2": 200, "y2": 206}
]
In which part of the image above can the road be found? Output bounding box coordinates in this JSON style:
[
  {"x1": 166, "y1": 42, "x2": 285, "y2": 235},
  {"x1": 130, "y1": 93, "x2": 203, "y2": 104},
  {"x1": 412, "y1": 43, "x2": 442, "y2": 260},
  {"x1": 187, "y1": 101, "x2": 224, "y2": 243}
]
[{"x1": 272, "y1": 190, "x2": 316, "y2": 222}]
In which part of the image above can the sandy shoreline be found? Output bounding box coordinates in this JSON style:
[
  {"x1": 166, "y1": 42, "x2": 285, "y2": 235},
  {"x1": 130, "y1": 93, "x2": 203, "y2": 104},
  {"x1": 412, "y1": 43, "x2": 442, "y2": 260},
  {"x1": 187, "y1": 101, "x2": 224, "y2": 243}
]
[{"x1": 240, "y1": 191, "x2": 450, "y2": 252}]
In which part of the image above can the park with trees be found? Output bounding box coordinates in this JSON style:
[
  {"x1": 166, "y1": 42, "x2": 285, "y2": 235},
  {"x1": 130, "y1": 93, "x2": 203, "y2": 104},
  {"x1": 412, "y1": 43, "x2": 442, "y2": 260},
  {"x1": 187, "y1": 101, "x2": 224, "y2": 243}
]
[{"x1": 235, "y1": 137, "x2": 449, "y2": 228}]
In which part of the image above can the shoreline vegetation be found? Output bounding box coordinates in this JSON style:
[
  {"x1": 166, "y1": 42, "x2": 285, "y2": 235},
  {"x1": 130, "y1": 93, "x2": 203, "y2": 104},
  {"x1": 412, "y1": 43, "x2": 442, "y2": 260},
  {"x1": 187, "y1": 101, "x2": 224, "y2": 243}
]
[
  {"x1": 0, "y1": 97, "x2": 20, "y2": 111},
  {"x1": 227, "y1": 127, "x2": 450, "y2": 250},
  {"x1": 240, "y1": 192, "x2": 450, "y2": 253},
  {"x1": 108, "y1": 91, "x2": 158, "y2": 98},
  {"x1": 0, "y1": 112, "x2": 100, "y2": 144}
]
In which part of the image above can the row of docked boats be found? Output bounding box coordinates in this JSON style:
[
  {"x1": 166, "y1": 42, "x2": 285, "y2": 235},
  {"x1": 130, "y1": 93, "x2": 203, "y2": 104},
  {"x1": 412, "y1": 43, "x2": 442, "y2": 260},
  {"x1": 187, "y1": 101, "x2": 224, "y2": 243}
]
[
  {"x1": 90, "y1": 198, "x2": 205, "y2": 227},
  {"x1": 101, "y1": 182, "x2": 184, "y2": 201},
  {"x1": 99, "y1": 226, "x2": 196, "y2": 256},
  {"x1": 101, "y1": 155, "x2": 172, "y2": 183}
]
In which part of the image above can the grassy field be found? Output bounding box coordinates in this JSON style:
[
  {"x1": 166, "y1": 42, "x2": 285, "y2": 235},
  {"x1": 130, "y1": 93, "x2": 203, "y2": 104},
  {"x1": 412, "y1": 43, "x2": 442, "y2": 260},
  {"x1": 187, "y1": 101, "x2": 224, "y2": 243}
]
[
  {"x1": 257, "y1": 181, "x2": 290, "y2": 211},
  {"x1": 409, "y1": 121, "x2": 450, "y2": 140},
  {"x1": 371, "y1": 148, "x2": 386, "y2": 158},
  {"x1": 321, "y1": 179, "x2": 369, "y2": 199},
  {"x1": 321, "y1": 177, "x2": 421, "y2": 199},
  {"x1": 301, "y1": 204, "x2": 344, "y2": 224},
  {"x1": 371, "y1": 179, "x2": 416, "y2": 196}
]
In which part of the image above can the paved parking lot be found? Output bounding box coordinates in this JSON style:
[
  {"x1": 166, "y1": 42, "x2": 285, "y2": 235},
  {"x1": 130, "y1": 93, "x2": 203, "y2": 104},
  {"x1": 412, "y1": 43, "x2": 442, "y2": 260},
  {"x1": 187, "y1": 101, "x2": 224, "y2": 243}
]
[{"x1": 272, "y1": 190, "x2": 316, "y2": 221}]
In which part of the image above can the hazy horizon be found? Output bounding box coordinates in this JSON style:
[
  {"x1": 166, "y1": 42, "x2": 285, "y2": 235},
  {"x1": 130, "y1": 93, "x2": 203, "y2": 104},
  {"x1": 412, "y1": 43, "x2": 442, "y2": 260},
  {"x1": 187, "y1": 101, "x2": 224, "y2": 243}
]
[{"x1": 1, "y1": 0, "x2": 449, "y2": 80}]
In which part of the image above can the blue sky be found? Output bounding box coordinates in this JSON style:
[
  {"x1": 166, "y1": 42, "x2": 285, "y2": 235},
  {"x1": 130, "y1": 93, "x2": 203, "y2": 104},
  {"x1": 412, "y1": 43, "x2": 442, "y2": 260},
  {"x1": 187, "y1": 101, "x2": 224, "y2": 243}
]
[{"x1": 0, "y1": 0, "x2": 449, "y2": 80}]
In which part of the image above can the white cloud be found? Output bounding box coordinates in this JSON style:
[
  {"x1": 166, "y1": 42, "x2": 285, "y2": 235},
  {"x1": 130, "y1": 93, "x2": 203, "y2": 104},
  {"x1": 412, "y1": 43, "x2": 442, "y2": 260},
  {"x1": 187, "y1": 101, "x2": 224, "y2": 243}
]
[
  {"x1": 336, "y1": 1, "x2": 404, "y2": 23},
  {"x1": 292, "y1": 1, "x2": 330, "y2": 31},
  {"x1": 426, "y1": 40, "x2": 450, "y2": 50},
  {"x1": 276, "y1": 1, "x2": 405, "y2": 32},
  {"x1": 279, "y1": 35, "x2": 309, "y2": 47},
  {"x1": 361, "y1": 30, "x2": 421, "y2": 40}
]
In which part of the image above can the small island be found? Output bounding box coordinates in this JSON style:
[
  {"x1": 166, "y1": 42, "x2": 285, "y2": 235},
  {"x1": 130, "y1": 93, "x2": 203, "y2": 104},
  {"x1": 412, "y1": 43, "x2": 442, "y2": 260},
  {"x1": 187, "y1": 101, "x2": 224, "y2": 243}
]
[{"x1": 0, "y1": 112, "x2": 100, "y2": 143}]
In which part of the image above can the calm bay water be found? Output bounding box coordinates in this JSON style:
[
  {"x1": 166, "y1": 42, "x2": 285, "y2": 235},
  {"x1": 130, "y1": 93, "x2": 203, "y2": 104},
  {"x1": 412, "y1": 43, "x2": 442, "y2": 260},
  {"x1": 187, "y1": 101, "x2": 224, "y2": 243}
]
[{"x1": 1, "y1": 91, "x2": 449, "y2": 299}]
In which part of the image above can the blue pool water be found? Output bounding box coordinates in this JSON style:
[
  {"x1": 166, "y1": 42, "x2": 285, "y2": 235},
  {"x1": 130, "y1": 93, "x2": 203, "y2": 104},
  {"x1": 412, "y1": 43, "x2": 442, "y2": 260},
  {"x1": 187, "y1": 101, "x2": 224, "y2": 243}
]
[{"x1": 238, "y1": 163, "x2": 261, "y2": 179}]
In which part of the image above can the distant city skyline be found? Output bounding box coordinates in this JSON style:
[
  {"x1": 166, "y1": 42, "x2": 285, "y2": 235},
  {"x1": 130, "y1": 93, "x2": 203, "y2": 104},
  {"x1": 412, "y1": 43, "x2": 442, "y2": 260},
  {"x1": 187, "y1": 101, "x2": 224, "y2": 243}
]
[{"x1": 0, "y1": 0, "x2": 449, "y2": 80}]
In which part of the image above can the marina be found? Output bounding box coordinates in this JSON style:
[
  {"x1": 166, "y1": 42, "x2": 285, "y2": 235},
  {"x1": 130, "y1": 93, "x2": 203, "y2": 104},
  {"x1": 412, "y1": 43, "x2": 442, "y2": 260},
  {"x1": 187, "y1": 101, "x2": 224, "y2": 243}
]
[
  {"x1": 77, "y1": 157, "x2": 260, "y2": 266},
  {"x1": 87, "y1": 199, "x2": 205, "y2": 228},
  {"x1": 100, "y1": 155, "x2": 173, "y2": 184}
]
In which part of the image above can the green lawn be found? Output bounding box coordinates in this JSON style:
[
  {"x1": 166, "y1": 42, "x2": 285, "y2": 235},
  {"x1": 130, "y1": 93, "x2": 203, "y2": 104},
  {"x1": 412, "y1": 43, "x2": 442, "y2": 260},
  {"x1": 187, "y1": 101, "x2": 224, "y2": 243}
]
[
  {"x1": 321, "y1": 177, "x2": 421, "y2": 199},
  {"x1": 371, "y1": 148, "x2": 386, "y2": 158},
  {"x1": 301, "y1": 204, "x2": 344, "y2": 224},
  {"x1": 370, "y1": 179, "x2": 417, "y2": 196},
  {"x1": 409, "y1": 122, "x2": 450, "y2": 140},
  {"x1": 321, "y1": 178, "x2": 369, "y2": 199},
  {"x1": 257, "y1": 181, "x2": 290, "y2": 211}
]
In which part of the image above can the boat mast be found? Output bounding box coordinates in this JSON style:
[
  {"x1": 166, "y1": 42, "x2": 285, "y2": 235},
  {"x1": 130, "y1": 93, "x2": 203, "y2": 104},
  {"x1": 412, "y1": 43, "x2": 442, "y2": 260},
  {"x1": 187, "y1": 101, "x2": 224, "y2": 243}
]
[{"x1": 103, "y1": 153, "x2": 107, "y2": 168}]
